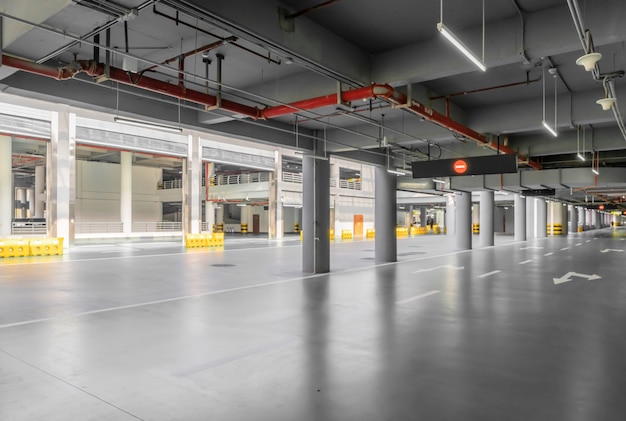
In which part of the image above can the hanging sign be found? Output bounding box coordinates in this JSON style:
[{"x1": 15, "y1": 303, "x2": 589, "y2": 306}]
[{"x1": 411, "y1": 154, "x2": 518, "y2": 178}]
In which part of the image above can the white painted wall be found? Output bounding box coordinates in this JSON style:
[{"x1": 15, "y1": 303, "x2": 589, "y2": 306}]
[
  {"x1": 75, "y1": 161, "x2": 162, "y2": 222},
  {"x1": 333, "y1": 196, "x2": 374, "y2": 236}
]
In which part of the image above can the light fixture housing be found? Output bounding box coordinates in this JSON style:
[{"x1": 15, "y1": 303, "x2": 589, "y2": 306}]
[
  {"x1": 577, "y1": 153, "x2": 586, "y2": 161},
  {"x1": 542, "y1": 120, "x2": 558, "y2": 137},
  {"x1": 114, "y1": 117, "x2": 182, "y2": 133},
  {"x1": 387, "y1": 168, "x2": 407, "y2": 176},
  {"x1": 437, "y1": 22, "x2": 487, "y2": 72},
  {"x1": 596, "y1": 97, "x2": 616, "y2": 111},
  {"x1": 432, "y1": 178, "x2": 446, "y2": 184},
  {"x1": 575, "y1": 52, "x2": 602, "y2": 72},
  {"x1": 592, "y1": 168, "x2": 599, "y2": 175}
]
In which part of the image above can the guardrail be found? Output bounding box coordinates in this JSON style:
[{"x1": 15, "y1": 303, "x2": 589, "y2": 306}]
[
  {"x1": 339, "y1": 179, "x2": 362, "y2": 190},
  {"x1": 11, "y1": 222, "x2": 47, "y2": 235},
  {"x1": 282, "y1": 172, "x2": 303, "y2": 184},
  {"x1": 76, "y1": 222, "x2": 123, "y2": 233},
  {"x1": 132, "y1": 221, "x2": 182, "y2": 232},
  {"x1": 211, "y1": 172, "x2": 270, "y2": 186}
]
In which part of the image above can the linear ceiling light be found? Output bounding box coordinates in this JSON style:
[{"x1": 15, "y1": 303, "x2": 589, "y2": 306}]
[
  {"x1": 114, "y1": 117, "x2": 183, "y2": 133},
  {"x1": 432, "y1": 178, "x2": 446, "y2": 184},
  {"x1": 387, "y1": 168, "x2": 407, "y2": 176},
  {"x1": 541, "y1": 65, "x2": 558, "y2": 137},
  {"x1": 437, "y1": 23, "x2": 486, "y2": 72},
  {"x1": 437, "y1": 0, "x2": 486, "y2": 72},
  {"x1": 577, "y1": 126, "x2": 586, "y2": 161}
]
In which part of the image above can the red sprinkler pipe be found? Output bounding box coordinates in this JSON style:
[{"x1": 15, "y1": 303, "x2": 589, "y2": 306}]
[
  {"x1": 2, "y1": 54, "x2": 540, "y2": 169},
  {"x1": 261, "y1": 83, "x2": 394, "y2": 119},
  {"x1": 388, "y1": 89, "x2": 542, "y2": 170}
]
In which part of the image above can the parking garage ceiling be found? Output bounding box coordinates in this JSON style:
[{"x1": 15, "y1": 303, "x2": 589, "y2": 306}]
[{"x1": 1, "y1": 0, "x2": 626, "y2": 206}]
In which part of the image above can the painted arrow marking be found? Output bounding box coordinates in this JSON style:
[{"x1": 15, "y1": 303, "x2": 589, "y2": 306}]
[
  {"x1": 544, "y1": 252, "x2": 554, "y2": 256},
  {"x1": 561, "y1": 247, "x2": 570, "y2": 251},
  {"x1": 600, "y1": 249, "x2": 624, "y2": 253},
  {"x1": 413, "y1": 265, "x2": 464, "y2": 274},
  {"x1": 520, "y1": 246, "x2": 544, "y2": 250},
  {"x1": 553, "y1": 272, "x2": 602, "y2": 285}
]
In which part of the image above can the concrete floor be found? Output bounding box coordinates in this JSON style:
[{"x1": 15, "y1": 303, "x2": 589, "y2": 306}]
[{"x1": 1, "y1": 230, "x2": 625, "y2": 420}]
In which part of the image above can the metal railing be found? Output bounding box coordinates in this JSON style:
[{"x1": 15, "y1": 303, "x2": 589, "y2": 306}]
[
  {"x1": 211, "y1": 172, "x2": 270, "y2": 186},
  {"x1": 339, "y1": 179, "x2": 362, "y2": 190},
  {"x1": 282, "y1": 171, "x2": 303, "y2": 184},
  {"x1": 11, "y1": 221, "x2": 47, "y2": 235},
  {"x1": 159, "y1": 179, "x2": 183, "y2": 190},
  {"x1": 132, "y1": 221, "x2": 182, "y2": 232},
  {"x1": 75, "y1": 222, "x2": 182, "y2": 233},
  {"x1": 75, "y1": 222, "x2": 124, "y2": 233}
]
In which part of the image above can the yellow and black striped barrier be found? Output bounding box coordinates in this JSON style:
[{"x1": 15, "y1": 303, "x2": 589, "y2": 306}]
[
  {"x1": 547, "y1": 223, "x2": 563, "y2": 235},
  {"x1": 396, "y1": 227, "x2": 409, "y2": 237},
  {"x1": 472, "y1": 223, "x2": 480, "y2": 234},
  {"x1": 213, "y1": 223, "x2": 224, "y2": 233},
  {"x1": 366, "y1": 228, "x2": 375, "y2": 239},
  {"x1": 294, "y1": 223, "x2": 300, "y2": 233},
  {"x1": 341, "y1": 230, "x2": 353, "y2": 240},
  {"x1": 185, "y1": 233, "x2": 224, "y2": 249},
  {"x1": 240, "y1": 223, "x2": 248, "y2": 234}
]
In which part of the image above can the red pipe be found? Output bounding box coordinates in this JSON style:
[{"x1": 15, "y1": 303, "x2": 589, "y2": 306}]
[
  {"x1": 388, "y1": 90, "x2": 542, "y2": 170},
  {"x1": 2, "y1": 54, "x2": 540, "y2": 169},
  {"x1": 261, "y1": 84, "x2": 394, "y2": 119}
]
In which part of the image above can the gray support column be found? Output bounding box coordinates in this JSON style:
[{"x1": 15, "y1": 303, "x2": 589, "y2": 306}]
[
  {"x1": 0, "y1": 135, "x2": 11, "y2": 236},
  {"x1": 183, "y1": 134, "x2": 201, "y2": 236},
  {"x1": 569, "y1": 206, "x2": 578, "y2": 233},
  {"x1": 47, "y1": 109, "x2": 75, "y2": 247},
  {"x1": 578, "y1": 207, "x2": 585, "y2": 231},
  {"x1": 269, "y1": 151, "x2": 282, "y2": 239},
  {"x1": 35, "y1": 165, "x2": 45, "y2": 218},
  {"x1": 302, "y1": 156, "x2": 330, "y2": 273},
  {"x1": 526, "y1": 197, "x2": 535, "y2": 238},
  {"x1": 560, "y1": 203, "x2": 569, "y2": 236},
  {"x1": 536, "y1": 198, "x2": 547, "y2": 238},
  {"x1": 120, "y1": 151, "x2": 133, "y2": 235},
  {"x1": 479, "y1": 190, "x2": 494, "y2": 247},
  {"x1": 445, "y1": 194, "x2": 455, "y2": 235},
  {"x1": 16, "y1": 188, "x2": 26, "y2": 219},
  {"x1": 375, "y1": 166, "x2": 397, "y2": 263},
  {"x1": 514, "y1": 193, "x2": 526, "y2": 241},
  {"x1": 204, "y1": 162, "x2": 215, "y2": 232},
  {"x1": 455, "y1": 191, "x2": 472, "y2": 250},
  {"x1": 27, "y1": 188, "x2": 35, "y2": 217},
  {"x1": 419, "y1": 206, "x2": 427, "y2": 227},
  {"x1": 594, "y1": 211, "x2": 601, "y2": 229}
]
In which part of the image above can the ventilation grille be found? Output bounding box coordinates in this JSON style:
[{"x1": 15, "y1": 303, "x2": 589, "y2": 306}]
[
  {"x1": 76, "y1": 127, "x2": 188, "y2": 156},
  {"x1": 202, "y1": 147, "x2": 274, "y2": 170},
  {"x1": 0, "y1": 113, "x2": 50, "y2": 139}
]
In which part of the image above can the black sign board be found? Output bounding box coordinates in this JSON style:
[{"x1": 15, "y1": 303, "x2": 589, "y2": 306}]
[
  {"x1": 411, "y1": 154, "x2": 518, "y2": 178},
  {"x1": 521, "y1": 189, "x2": 556, "y2": 197}
]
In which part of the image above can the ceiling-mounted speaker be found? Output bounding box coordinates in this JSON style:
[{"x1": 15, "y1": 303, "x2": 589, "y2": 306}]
[
  {"x1": 596, "y1": 97, "x2": 616, "y2": 111},
  {"x1": 576, "y1": 52, "x2": 602, "y2": 71}
]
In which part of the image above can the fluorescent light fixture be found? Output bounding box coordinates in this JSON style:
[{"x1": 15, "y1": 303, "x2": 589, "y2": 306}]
[
  {"x1": 592, "y1": 168, "x2": 599, "y2": 175},
  {"x1": 432, "y1": 178, "x2": 446, "y2": 184},
  {"x1": 387, "y1": 168, "x2": 407, "y2": 176},
  {"x1": 577, "y1": 153, "x2": 585, "y2": 161},
  {"x1": 114, "y1": 117, "x2": 182, "y2": 133},
  {"x1": 236, "y1": 203, "x2": 247, "y2": 207},
  {"x1": 542, "y1": 120, "x2": 558, "y2": 137},
  {"x1": 437, "y1": 22, "x2": 486, "y2": 72}
]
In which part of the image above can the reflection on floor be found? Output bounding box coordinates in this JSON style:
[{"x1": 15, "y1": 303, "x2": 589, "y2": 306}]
[{"x1": 1, "y1": 230, "x2": 625, "y2": 420}]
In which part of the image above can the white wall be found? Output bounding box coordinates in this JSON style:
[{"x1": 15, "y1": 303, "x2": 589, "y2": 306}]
[
  {"x1": 333, "y1": 196, "x2": 374, "y2": 235},
  {"x1": 75, "y1": 161, "x2": 162, "y2": 222}
]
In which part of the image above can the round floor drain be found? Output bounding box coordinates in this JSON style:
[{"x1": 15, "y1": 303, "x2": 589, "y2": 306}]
[{"x1": 210, "y1": 264, "x2": 236, "y2": 267}]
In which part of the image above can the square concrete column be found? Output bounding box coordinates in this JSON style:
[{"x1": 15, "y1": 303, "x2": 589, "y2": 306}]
[
  {"x1": 569, "y1": 205, "x2": 578, "y2": 233},
  {"x1": 445, "y1": 194, "x2": 455, "y2": 236},
  {"x1": 479, "y1": 191, "x2": 494, "y2": 247},
  {"x1": 375, "y1": 166, "x2": 397, "y2": 263},
  {"x1": 183, "y1": 135, "x2": 201, "y2": 235},
  {"x1": 535, "y1": 198, "x2": 547, "y2": 238},
  {"x1": 514, "y1": 193, "x2": 526, "y2": 241},
  {"x1": 302, "y1": 155, "x2": 330, "y2": 273},
  {"x1": 455, "y1": 191, "x2": 472, "y2": 250},
  {"x1": 269, "y1": 151, "x2": 283, "y2": 239},
  {"x1": 0, "y1": 135, "x2": 12, "y2": 236},
  {"x1": 47, "y1": 109, "x2": 75, "y2": 247},
  {"x1": 35, "y1": 165, "x2": 45, "y2": 218},
  {"x1": 120, "y1": 151, "x2": 133, "y2": 235}
]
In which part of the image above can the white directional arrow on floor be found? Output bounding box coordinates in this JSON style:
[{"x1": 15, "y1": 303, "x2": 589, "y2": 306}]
[
  {"x1": 413, "y1": 265, "x2": 464, "y2": 274},
  {"x1": 600, "y1": 249, "x2": 624, "y2": 253},
  {"x1": 553, "y1": 272, "x2": 602, "y2": 285},
  {"x1": 521, "y1": 246, "x2": 544, "y2": 250}
]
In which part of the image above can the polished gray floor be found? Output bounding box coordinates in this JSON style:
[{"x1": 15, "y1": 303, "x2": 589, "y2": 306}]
[{"x1": 1, "y1": 230, "x2": 625, "y2": 420}]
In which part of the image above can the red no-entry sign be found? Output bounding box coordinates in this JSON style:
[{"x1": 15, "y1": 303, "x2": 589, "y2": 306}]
[{"x1": 453, "y1": 160, "x2": 468, "y2": 174}]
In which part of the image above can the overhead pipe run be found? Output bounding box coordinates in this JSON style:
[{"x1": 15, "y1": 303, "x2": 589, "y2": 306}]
[{"x1": 1, "y1": 54, "x2": 540, "y2": 169}]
